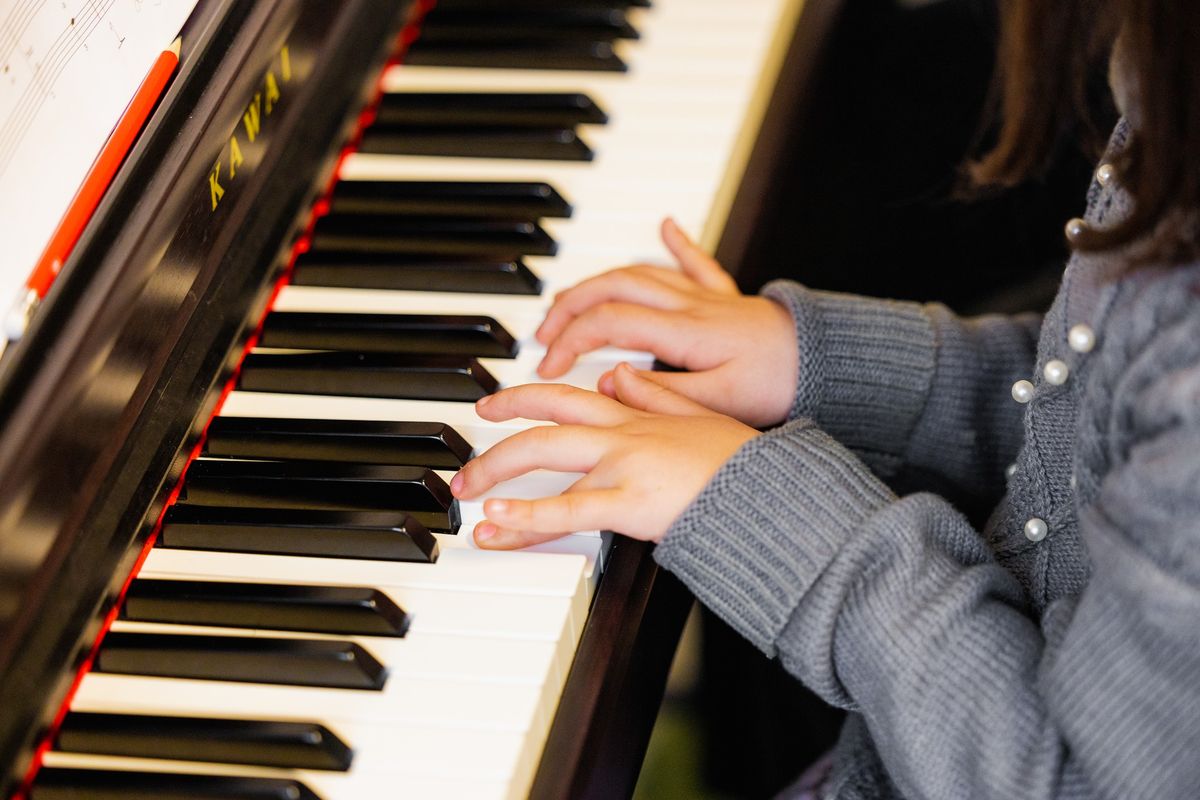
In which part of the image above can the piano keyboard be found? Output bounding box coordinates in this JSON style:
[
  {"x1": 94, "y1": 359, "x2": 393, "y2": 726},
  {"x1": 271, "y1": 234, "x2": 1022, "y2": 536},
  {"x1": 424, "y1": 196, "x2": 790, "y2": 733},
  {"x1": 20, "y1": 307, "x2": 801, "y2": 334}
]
[{"x1": 35, "y1": 0, "x2": 803, "y2": 797}]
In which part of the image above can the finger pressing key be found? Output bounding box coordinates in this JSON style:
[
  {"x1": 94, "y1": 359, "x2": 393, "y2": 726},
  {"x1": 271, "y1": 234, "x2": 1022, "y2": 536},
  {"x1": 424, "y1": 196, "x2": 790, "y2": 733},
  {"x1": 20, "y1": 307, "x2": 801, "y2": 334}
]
[
  {"x1": 538, "y1": 302, "x2": 685, "y2": 378},
  {"x1": 451, "y1": 424, "x2": 607, "y2": 500},
  {"x1": 535, "y1": 268, "x2": 686, "y2": 346},
  {"x1": 475, "y1": 383, "x2": 635, "y2": 426},
  {"x1": 475, "y1": 489, "x2": 625, "y2": 548}
]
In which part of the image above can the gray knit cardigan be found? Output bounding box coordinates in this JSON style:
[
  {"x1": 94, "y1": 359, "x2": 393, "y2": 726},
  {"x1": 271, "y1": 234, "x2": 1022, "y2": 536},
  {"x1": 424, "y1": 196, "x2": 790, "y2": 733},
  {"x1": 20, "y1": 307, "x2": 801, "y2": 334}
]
[{"x1": 655, "y1": 122, "x2": 1200, "y2": 799}]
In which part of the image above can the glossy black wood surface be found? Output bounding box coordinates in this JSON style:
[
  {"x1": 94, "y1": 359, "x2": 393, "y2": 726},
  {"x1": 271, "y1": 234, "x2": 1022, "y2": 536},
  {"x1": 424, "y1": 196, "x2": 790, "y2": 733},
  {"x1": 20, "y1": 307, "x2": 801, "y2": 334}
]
[{"x1": 0, "y1": 1, "x2": 410, "y2": 793}]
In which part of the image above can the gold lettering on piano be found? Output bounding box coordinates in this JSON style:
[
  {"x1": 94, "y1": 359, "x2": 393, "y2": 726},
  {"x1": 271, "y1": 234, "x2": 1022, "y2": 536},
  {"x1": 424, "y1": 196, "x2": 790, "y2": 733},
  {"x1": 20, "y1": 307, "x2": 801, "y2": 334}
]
[
  {"x1": 242, "y1": 92, "x2": 263, "y2": 143},
  {"x1": 264, "y1": 71, "x2": 281, "y2": 115},
  {"x1": 209, "y1": 162, "x2": 225, "y2": 211},
  {"x1": 208, "y1": 42, "x2": 294, "y2": 213},
  {"x1": 228, "y1": 135, "x2": 244, "y2": 179}
]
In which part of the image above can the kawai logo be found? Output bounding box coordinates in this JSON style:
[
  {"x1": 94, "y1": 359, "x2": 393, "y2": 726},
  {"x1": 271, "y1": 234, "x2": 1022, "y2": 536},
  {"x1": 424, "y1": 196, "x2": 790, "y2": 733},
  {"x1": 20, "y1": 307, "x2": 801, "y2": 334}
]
[{"x1": 208, "y1": 44, "x2": 292, "y2": 212}]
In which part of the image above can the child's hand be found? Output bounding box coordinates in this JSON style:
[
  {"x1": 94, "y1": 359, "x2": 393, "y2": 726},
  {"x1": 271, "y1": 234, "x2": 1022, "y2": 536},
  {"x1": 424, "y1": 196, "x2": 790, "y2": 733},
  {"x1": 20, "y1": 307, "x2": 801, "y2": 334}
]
[
  {"x1": 535, "y1": 218, "x2": 799, "y2": 428},
  {"x1": 449, "y1": 364, "x2": 759, "y2": 549}
]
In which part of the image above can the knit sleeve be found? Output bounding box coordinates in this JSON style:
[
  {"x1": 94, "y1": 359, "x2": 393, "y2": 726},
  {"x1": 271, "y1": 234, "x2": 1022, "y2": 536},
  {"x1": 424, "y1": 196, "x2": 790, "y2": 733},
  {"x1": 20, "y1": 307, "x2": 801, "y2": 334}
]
[
  {"x1": 654, "y1": 301, "x2": 1200, "y2": 799},
  {"x1": 763, "y1": 280, "x2": 1039, "y2": 501}
]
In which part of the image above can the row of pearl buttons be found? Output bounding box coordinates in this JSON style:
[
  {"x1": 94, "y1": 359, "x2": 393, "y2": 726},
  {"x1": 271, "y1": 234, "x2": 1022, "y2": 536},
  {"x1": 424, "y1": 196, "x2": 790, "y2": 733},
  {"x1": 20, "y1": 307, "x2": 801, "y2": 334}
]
[
  {"x1": 1009, "y1": 163, "x2": 1112, "y2": 541},
  {"x1": 1010, "y1": 324, "x2": 1094, "y2": 404},
  {"x1": 1063, "y1": 163, "x2": 1116, "y2": 243},
  {"x1": 1008, "y1": 287, "x2": 1101, "y2": 538}
]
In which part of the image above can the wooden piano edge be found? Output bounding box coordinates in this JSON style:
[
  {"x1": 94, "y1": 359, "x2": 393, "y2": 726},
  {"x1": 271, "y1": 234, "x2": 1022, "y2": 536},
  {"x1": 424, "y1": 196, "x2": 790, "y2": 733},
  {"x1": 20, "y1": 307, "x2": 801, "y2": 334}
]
[{"x1": 529, "y1": 537, "x2": 692, "y2": 800}]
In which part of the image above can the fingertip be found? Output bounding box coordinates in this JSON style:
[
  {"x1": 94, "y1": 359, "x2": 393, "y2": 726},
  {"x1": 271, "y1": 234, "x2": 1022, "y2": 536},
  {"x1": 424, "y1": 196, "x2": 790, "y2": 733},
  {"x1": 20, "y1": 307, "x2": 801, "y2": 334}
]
[
  {"x1": 449, "y1": 471, "x2": 465, "y2": 497},
  {"x1": 597, "y1": 370, "x2": 615, "y2": 396},
  {"x1": 473, "y1": 521, "x2": 499, "y2": 547},
  {"x1": 474, "y1": 393, "x2": 508, "y2": 422},
  {"x1": 536, "y1": 353, "x2": 564, "y2": 379}
]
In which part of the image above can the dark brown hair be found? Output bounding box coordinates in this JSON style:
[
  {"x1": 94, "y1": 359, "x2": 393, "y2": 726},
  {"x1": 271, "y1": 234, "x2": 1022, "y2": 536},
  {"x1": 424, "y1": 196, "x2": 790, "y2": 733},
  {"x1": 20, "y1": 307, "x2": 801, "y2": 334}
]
[{"x1": 971, "y1": 0, "x2": 1200, "y2": 264}]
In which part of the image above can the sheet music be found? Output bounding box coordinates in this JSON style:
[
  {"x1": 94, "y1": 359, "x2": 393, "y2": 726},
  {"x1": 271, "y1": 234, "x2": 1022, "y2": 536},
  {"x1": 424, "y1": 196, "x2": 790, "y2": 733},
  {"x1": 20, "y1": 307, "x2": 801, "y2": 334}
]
[{"x1": 0, "y1": 0, "x2": 196, "y2": 342}]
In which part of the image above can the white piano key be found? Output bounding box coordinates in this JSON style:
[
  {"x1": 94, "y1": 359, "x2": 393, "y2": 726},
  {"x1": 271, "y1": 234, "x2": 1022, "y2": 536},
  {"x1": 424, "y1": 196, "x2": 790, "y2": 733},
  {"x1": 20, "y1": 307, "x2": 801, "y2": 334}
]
[
  {"x1": 340, "y1": 153, "x2": 721, "y2": 196},
  {"x1": 72, "y1": 671, "x2": 546, "y2": 733},
  {"x1": 390, "y1": 586, "x2": 579, "y2": 643},
  {"x1": 50, "y1": 720, "x2": 532, "y2": 783},
  {"x1": 107, "y1": 620, "x2": 564, "y2": 690},
  {"x1": 141, "y1": 547, "x2": 590, "y2": 620},
  {"x1": 272, "y1": 285, "x2": 658, "y2": 363},
  {"x1": 219, "y1": 391, "x2": 543, "y2": 452},
  {"x1": 431, "y1": 531, "x2": 606, "y2": 592},
  {"x1": 126, "y1": 574, "x2": 582, "y2": 650}
]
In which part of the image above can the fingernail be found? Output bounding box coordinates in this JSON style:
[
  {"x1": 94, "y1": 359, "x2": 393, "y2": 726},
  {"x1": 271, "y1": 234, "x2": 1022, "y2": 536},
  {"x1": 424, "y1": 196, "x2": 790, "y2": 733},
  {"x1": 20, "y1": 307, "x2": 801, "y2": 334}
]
[
  {"x1": 450, "y1": 472, "x2": 464, "y2": 496},
  {"x1": 476, "y1": 394, "x2": 492, "y2": 409},
  {"x1": 475, "y1": 522, "x2": 498, "y2": 543}
]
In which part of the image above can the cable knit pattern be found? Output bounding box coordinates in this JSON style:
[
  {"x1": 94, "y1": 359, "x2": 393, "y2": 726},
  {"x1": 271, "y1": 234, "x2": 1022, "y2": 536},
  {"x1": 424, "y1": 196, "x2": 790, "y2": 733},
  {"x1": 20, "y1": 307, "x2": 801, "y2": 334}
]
[{"x1": 655, "y1": 118, "x2": 1200, "y2": 799}]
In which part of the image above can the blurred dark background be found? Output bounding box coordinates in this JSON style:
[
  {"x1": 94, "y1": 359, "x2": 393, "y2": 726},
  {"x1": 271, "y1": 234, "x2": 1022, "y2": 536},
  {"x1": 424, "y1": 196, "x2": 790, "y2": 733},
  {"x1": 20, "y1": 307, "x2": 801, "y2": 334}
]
[{"x1": 637, "y1": 0, "x2": 1108, "y2": 796}]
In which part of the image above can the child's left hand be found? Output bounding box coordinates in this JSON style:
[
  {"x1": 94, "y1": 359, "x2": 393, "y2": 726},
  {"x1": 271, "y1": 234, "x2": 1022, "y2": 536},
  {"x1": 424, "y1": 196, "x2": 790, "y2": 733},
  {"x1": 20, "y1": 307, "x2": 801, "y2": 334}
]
[{"x1": 450, "y1": 363, "x2": 759, "y2": 548}]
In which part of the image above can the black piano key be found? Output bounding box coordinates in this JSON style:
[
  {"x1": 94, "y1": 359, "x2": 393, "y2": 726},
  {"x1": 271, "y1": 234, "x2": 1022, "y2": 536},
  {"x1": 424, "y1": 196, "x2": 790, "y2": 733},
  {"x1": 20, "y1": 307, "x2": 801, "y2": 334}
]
[
  {"x1": 329, "y1": 180, "x2": 572, "y2": 219},
  {"x1": 33, "y1": 768, "x2": 323, "y2": 800},
  {"x1": 239, "y1": 351, "x2": 499, "y2": 403},
  {"x1": 311, "y1": 214, "x2": 558, "y2": 257},
  {"x1": 404, "y1": 40, "x2": 628, "y2": 73},
  {"x1": 161, "y1": 505, "x2": 441, "y2": 560},
  {"x1": 57, "y1": 712, "x2": 353, "y2": 771},
  {"x1": 184, "y1": 460, "x2": 454, "y2": 513},
  {"x1": 95, "y1": 631, "x2": 387, "y2": 690},
  {"x1": 292, "y1": 252, "x2": 543, "y2": 295},
  {"x1": 357, "y1": 126, "x2": 594, "y2": 162},
  {"x1": 123, "y1": 579, "x2": 411, "y2": 638},
  {"x1": 259, "y1": 312, "x2": 518, "y2": 359},
  {"x1": 205, "y1": 417, "x2": 473, "y2": 468},
  {"x1": 375, "y1": 92, "x2": 608, "y2": 128}
]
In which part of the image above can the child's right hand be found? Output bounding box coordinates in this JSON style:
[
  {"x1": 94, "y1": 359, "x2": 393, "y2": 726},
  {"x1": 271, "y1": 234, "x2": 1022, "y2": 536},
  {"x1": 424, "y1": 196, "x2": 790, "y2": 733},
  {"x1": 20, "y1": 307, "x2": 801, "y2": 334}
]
[{"x1": 535, "y1": 217, "x2": 799, "y2": 428}]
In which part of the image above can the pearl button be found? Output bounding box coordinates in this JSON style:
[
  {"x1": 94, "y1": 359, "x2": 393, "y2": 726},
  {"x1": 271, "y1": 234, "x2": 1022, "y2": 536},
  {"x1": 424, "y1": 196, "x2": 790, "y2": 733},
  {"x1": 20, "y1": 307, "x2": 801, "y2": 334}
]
[
  {"x1": 1068, "y1": 323, "x2": 1095, "y2": 353},
  {"x1": 1024, "y1": 517, "x2": 1048, "y2": 542},
  {"x1": 1005, "y1": 463, "x2": 1017, "y2": 479},
  {"x1": 1065, "y1": 217, "x2": 1088, "y2": 241},
  {"x1": 1096, "y1": 163, "x2": 1116, "y2": 186},
  {"x1": 1011, "y1": 379, "x2": 1034, "y2": 404},
  {"x1": 1043, "y1": 359, "x2": 1069, "y2": 385}
]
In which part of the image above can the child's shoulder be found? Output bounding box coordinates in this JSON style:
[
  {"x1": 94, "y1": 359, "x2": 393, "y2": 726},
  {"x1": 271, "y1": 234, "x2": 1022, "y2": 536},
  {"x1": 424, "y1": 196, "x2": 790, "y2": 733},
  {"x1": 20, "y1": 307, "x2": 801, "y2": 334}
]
[{"x1": 1089, "y1": 259, "x2": 1200, "y2": 457}]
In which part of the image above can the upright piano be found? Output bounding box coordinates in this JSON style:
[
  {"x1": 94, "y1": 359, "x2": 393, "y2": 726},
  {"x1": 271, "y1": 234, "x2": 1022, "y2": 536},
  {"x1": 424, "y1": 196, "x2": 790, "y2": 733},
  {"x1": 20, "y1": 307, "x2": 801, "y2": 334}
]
[{"x1": 0, "y1": 0, "x2": 812, "y2": 797}]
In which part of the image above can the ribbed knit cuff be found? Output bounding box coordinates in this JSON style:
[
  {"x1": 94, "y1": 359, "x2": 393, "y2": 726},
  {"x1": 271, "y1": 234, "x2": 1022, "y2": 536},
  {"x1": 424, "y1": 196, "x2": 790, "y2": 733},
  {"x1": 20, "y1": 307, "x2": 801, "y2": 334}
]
[
  {"x1": 762, "y1": 281, "x2": 936, "y2": 463},
  {"x1": 654, "y1": 419, "x2": 895, "y2": 656}
]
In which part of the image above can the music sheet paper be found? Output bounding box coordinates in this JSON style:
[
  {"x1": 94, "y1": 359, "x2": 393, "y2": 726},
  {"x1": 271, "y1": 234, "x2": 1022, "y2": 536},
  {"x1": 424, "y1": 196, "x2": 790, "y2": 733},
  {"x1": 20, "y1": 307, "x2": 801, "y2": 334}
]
[{"x1": 0, "y1": 0, "x2": 197, "y2": 347}]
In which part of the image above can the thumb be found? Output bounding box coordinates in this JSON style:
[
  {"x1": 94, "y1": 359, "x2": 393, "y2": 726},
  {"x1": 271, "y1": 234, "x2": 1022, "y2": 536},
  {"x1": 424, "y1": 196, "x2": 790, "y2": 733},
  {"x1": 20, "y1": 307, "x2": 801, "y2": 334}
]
[
  {"x1": 661, "y1": 217, "x2": 737, "y2": 294},
  {"x1": 609, "y1": 363, "x2": 716, "y2": 417}
]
